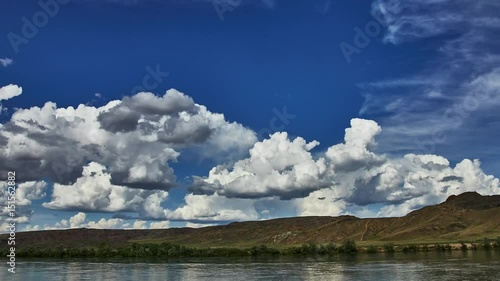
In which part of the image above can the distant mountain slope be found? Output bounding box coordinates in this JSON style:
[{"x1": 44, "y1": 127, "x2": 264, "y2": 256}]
[{"x1": 2, "y1": 192, "x2": 499, "y2": 248}]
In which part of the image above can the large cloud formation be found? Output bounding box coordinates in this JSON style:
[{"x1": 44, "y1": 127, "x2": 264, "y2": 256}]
[
  {"x1": 0, "y1": 89, "x2": 257, "y2": 225},
  {"x1": 190, "y1": 118, "x2": 499, "y2": 219},
  {"x1": 0, "y1": 89, "x2": 256, "y2": 191},
  {"x1": 1, "y1": 89, "x2": 498, "y2": 230},
  {"x1": 191, "y1": 132, "x2": 328, "y2": 200}
]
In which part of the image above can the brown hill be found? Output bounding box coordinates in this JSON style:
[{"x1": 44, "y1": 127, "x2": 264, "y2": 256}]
[{"x1": 2, "y1": 192, "x2": 500, "y2": 248}]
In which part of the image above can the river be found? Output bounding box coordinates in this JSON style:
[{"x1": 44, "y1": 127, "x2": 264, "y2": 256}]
[{"x1": 2, "y1": 250, "x2": 499, "y2": 280}]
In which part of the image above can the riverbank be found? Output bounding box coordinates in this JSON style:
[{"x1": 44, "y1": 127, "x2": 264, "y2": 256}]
[{"x1": 5, "y1": 238, "x2": 500, "y2": 258}]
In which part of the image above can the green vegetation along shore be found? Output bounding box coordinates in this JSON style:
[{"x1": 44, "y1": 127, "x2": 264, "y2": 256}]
[{"x1": 3, "y1": 237, "x2": 499, "y2": 258}]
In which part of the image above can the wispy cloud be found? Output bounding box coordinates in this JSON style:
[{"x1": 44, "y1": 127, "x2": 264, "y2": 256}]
[
  {"x1": 0, "y1": 58, "x2": 13, "y2": 67},
  {"x1": 360, "y1": 0, "x2": 500, "y2": 166},
  {"x1": 375, "y1": 0, "x2": 500, "y2": 44}
]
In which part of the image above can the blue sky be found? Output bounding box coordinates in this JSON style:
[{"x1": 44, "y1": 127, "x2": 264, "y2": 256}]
[{"x1": 1, "y1": 0, "x2": 499, "y2": 231}]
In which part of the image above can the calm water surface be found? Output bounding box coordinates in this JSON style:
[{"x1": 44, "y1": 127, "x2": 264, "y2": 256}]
[{"x1": 2, "y1": 250, "x2": 499, "y2": 281}]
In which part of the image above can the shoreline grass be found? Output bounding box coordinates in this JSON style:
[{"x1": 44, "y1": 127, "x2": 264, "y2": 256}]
[{"x1": 5, "y1": 237, "x2": 499, "y2": 258}]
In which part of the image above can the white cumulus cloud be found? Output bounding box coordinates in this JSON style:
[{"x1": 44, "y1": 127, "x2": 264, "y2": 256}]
[
  {"x1": 0, "y1": 88, "x2": 256, "y2": 192},
  {"x1": 42, "y1": 162, "x2": 169, "y2": 218},
  {"x1": 0, "y1": 84, "x2": 22, "y2": 101}
]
